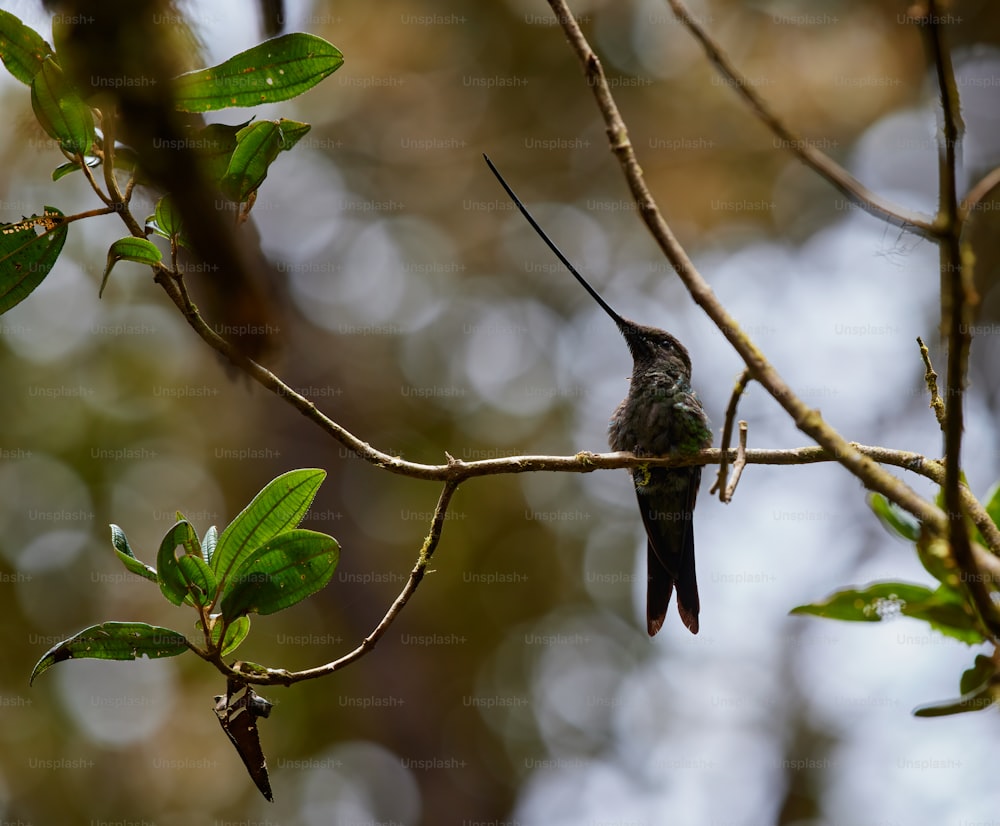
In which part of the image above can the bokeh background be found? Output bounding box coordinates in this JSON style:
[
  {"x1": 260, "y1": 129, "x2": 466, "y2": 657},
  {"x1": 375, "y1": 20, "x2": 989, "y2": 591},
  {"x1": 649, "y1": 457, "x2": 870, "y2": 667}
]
[{"x1": 2, "y1": 0, "x2": 1000, "y2": 823}]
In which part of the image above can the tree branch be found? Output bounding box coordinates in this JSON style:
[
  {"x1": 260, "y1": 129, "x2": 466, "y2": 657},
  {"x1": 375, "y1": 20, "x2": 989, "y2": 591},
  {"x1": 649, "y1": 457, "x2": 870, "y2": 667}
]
[
  {"x1": 664, "y1": 0, "x2": 938, "y2": 238},
  {"x1": 712, "y1": 367, "x2": 751, "y2": 500},
  {"x1": 544, "y1": 0, "x2": 948, "y2": 542},
  {"x1": 916, "y1": 0, "x2": 996, "y2": 634}
]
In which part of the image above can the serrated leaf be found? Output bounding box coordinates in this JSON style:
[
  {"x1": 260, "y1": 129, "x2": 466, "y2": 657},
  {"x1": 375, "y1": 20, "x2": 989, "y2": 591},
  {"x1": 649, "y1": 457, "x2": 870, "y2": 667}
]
[
  {"x1": 0, "y1": 206, "x2": 67, "y2": 314},
  {"x1": 100, "y1": 236, "x2": 162, "y2": 297},
  {"x1": 156, "y1": 520, "x2": 202, "y2": 606},
  {"x1": 0, "y1": 10, "x2": 53, "y2": 85},
  {"x1": 110, "y1": 523, "x2": 157, "y2": 583},
  {"x1": 30, "y1": 622, "x2": 190, "y2": 684},
  {"x1": 220, "y1": 529, "x2": 339, "y2": 621},
  {"x1": 868, "y1": 493, "x2": 920, "y2": 543},
  {"x1": 30, "y1": 57, "x2": 95, "y2": 155},
  {"x1": 791, "y1": 581, "x2": 936, "y2": 622},
  {"x1": 213, "y1": 468, "x2": 326, "y2": 583},
  {"x1": 173, "y1": 33, "x2": 343, "y2": 113},
  {"x1": 221, "y1": 119, "x2": 310, "y2": 203}
]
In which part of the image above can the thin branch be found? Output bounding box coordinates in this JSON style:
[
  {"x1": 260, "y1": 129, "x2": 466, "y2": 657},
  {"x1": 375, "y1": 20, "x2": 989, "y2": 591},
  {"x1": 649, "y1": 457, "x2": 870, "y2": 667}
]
[
  {"x1": 711, "y1": 368, "x2": 752, "y2": 498},
  {"x1": 721, "y1": 422, "x2": 749, "y2": 503},
  {"x1": 916, "y1": 1, "x2": 996, "y2": 635},
  {"x1": 544, "y1": 0, "x2": 949, "y2": 544},
  {"x1": 1, "y1": 207, "x2": 116, "y2": 234},
  {"x1": 64, "y1": 137, "x2": 115, "y2": 210},
  {"x1": 960, "y1": 164, "x2": 1000, "y2": 222},
  {"x1": 157, "y1": 241, "x2": 1000, "y2": 561},
  {"x1": 664, "y1": 0, "x2": 938, "y2": 238},
  {"x1": 916, "y1": 336, "x2": 946, "y2": 430},
  {"x1": 98, "y1": 107, "x2": 126, "y2": 209},
  {"x1": 224, "y1": 479, "x2": 462, "y2": 686},
  {"x1": 156, "y1": 243, "x2": 1000, "y2": 551},
  {"x1": 206, "y1": 443, "x2": 1000, "y2": 686},
  {"x1": 146, "y1": 208, "x2": 1000, "y2": 573}
]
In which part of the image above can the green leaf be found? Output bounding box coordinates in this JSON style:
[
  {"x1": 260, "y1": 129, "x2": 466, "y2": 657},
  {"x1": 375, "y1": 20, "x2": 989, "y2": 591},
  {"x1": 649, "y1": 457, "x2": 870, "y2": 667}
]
[
  {"x1": 234, "y1": 660, "x2": 270, "y2": 678},
  {"x1": 792, "y1": 580, "x2": 985, "y2": 644},
  {"x1": 177, "y1": 554, "x2": 218, "y2": 608},
  {"x1": 868, "y1": 493, "x2": 920, "y2": 543},
  {"x1": 960, "y1": 654, "x2": 996, "y2": 695},
  {"x1": 203, "y1": 525, "x2": 218, "y2": 565},
  {"x1": 200, "y1": 613, "x2": 251, "y2": 657},
  {"x1": 984, "y1": 482, "x2": 1000, "y2": 532},
  {"x1": 100, "y1": 237, "x2": 163, "y2": 297},
  {"x1": 915, "y1": 531, "x2": 961, "y2": 592},
  {"x1": 220, "y1": 529, "x2": 339, "y2": 621},
  {"x1": 221, "y1": 119, "x2": 310, "y2": 202},
  {"x1": 213, "y1": 468, "x2": 326, "y2": 583},
  {"x1": 30, "y1": 622, "x2": 190, "y2": 684},
  {"x1": 274, "y1": 118, "x2": 310, "y2": 149},
  {"x1": 220, "y1": 616, "x2": 251, "y2": 656},
  {"x1": 0, "y1": 10, "x2": 53, "y2": 85},
  {"x1": 110, "y1": 524, "x2": 157, "y2": 583},
  {"x1": 148, "y1": 195, "x2": 185, "y2": 243},
  {"x1": 913, "y1": 687, "x2": 995, "y2": 717},
  {"x1": 914, "y1": 653, "x2": 998, "y2": 716},
  {"x1": 52, "y1": 155, "x2": 100, "y2": 182},
  {"x1": 30, "y1": 57, "x2": 95, "y2": 155},
  {"x1": 902, "y1": 586, "x2": 986, "y2": 645},
  {"x1": 791, "y1": 581, "x2": 936, "y2": 622},
  {"x1": 173, "y1": 32, "x2": 343, "y2": 113},
  {"x1": 156, "y1": 520, "x2": 203, "y2": 606},
  {"x1": 190, "y1": 120, "x2": 250, "y2": 183},
  {"x1": 0, "y1": 206, "x2": 68, "y2": 314},
  {"x1": 145, "y1": 196, "x2": 191, "y2": 249}
]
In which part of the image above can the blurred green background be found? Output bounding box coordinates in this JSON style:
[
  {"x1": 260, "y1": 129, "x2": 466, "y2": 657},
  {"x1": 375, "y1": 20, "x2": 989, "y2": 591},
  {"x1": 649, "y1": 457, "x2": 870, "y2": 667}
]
[{"x1": 2, "y1": 0, "x2": 1000, "y2": 823}]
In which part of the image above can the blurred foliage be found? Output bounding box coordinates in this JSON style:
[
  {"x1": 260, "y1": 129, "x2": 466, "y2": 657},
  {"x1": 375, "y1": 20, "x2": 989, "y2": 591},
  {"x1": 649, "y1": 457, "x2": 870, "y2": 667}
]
[{"x1": 1, "y1": 0, "x2": 1000, "y2": 824}]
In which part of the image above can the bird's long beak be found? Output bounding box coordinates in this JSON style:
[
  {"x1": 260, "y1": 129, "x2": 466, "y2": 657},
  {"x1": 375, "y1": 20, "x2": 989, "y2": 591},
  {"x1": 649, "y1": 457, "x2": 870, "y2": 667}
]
[{"x1": 484, "y1": 154, "x2": 631, "y2": 332}]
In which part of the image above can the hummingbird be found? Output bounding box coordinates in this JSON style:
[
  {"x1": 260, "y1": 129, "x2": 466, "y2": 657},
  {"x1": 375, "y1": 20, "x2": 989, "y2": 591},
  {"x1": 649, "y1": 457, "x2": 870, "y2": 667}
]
[{"x1": 484, "y1": 155, "x2": 712, "y2": 635}]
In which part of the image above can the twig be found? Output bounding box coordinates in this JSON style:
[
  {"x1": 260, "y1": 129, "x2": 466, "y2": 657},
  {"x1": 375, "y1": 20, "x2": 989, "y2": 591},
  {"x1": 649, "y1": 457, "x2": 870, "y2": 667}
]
[
  {"x1": 98, "y1": 108, "x2": 127, "y2": 210},
  {"x1": 149, "y1": 210, "x2": 1000, "y2": 561},
  {"x1": 220, "y1": 479, "x2": 462, "y2": 686},
  {"x1": 915, "y1": 1, "x2": 996, "y2": 636},
  {"x1": 721, "y1": 422, "x2": 749, "y2": 503},
  {"x1": 960, "y1": 165, "x2": 1000, "y2": 222},
  {"x1": 544, "y1": 0, "x2": 949, "y2": 547},
  {"x1": 916, "y1": 336, "x2": 946, "y2": 429},
  {"x1": 711, "y1": 367, "x2": 752, "y2": 498},
  {"x1": 664, "y1": 0, "x2": 938, "y2": 238}
]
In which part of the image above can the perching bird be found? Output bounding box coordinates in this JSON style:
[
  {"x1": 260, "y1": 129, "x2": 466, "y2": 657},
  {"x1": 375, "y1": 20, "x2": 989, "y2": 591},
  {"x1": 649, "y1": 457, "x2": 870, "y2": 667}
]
[{"x1": 485, "y1": 155, "x2": 712, "y2": 635}]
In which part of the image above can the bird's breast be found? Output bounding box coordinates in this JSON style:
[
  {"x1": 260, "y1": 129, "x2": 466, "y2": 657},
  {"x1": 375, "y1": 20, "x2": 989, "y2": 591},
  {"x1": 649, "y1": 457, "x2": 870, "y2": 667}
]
[{"x1": 608, "y1": 374, "x2": 711, "y2": 456}]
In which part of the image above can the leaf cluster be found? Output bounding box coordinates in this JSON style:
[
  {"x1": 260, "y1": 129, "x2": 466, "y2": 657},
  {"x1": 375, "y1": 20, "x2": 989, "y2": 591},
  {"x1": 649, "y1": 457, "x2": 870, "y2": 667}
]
[
  {"x1": 792, "y1": 485, "x2": 1000, "y2": 716},
  {"x1": 30, "y1": 469, "x2": 339, "y2": 683},
  {"x1": 0, "y1": 11, "x2": 343, "y2": 307}
]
